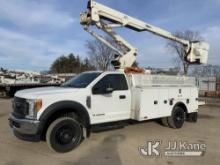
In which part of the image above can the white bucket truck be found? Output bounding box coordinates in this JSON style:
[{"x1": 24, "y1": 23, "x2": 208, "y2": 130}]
[{"x1": 9, "y1": 0, "x2": 209, "y2": 153}]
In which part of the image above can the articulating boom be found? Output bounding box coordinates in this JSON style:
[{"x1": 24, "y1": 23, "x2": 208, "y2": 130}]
[{"x1": 80, "y1": 0, "x2": 209, "y2": 69}]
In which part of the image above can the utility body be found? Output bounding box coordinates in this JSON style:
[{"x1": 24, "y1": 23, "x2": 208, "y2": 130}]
[{"x1": 9, "y1": 0, "x2": 209, "y2": 153}]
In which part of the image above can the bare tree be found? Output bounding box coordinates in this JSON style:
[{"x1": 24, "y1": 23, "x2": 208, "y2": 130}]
[
  {"x1": 171, "y1": 57, "x2": 182, "y2": 73},
  {"x1": 86, "y1": 38, "x2": 117, "y2": 70},
  {"x1": 167, "y1": 30, "x2": 203, "y2": 75}
]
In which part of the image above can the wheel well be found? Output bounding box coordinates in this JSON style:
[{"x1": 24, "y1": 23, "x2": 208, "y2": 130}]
[
  {"x1": 174, "y1": 102, "x2": 188, "y2": 113},
  {"x1": 40, "y1": 108, "x2": 89, "y2": 140}
]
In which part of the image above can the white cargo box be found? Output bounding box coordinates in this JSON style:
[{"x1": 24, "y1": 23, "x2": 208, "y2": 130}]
[{"x1": 126, "y1": 74, "x2": 198, "y2": 121}]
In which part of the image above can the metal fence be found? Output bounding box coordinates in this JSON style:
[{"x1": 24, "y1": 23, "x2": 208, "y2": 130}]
[{"x1": 197, "y1": 76, "x2": 220, "y2": 97}]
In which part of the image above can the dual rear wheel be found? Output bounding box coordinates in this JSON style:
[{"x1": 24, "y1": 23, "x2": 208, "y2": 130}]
[{"x1": 161, "y1": 106, "x2": 186, "y2": 129}]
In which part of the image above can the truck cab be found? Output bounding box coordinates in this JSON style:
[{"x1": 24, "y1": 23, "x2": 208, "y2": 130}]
[{"x1": 9, "y1": 71, "x2": 131, "y2": 152}]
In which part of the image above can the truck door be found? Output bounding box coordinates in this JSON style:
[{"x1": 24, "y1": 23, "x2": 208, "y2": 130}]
[{"x1": 91, "y1": 74, "x2": 131, "y2": 124}]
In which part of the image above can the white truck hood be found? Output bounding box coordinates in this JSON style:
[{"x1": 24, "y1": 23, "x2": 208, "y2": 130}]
[{"x1": 15, "y1": 87, "x2": 80, "y2": 99}]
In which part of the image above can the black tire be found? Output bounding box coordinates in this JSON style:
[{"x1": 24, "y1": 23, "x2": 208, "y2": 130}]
[
  {"x1": 161, "y1": 117, "x2": 169, "y2": 127},
  {"x1": 46, "y1": 117, "x2": 82, "y2": 153},
  {"x1": 168, "y1": 106, "x2": 185, "y2": 129}
]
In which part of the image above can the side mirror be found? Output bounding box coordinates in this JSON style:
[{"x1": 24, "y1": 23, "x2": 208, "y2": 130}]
[{"x1": 92, "y1": 87, "x2": 99, "y2": 94}]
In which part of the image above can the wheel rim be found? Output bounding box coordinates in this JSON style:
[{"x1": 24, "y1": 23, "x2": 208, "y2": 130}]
[
  {"x1": 175, "y1": 110, "x2": 184, "y2": 125},
  {"x1": 55, "y1": 125, "x2": 77, "y2": 145}
]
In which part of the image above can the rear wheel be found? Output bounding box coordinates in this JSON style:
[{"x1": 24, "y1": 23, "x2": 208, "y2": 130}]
[
  {"x1": 168, "y1": 106, "x2": 185, "y2": 129},
  {"x1": 46, "y1": 117, "x2": 82, "y2": 153}
]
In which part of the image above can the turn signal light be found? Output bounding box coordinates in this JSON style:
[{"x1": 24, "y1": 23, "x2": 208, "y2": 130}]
[{"x1": 35, "y1": 99, "x2": 42, "y2": 111}]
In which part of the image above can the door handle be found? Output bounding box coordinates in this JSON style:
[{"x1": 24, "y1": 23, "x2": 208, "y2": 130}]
[{"x1": 119, "y1": 95, "x2": 126, "y2": 99}]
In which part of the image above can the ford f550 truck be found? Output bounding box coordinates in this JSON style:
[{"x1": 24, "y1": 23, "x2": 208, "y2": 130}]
[
  {"x1": 9, "y1": 71, "x2": 198, "y2": 152},
  {"x1": 9, "y1": 0, "x2": 209, "y2": 153}
]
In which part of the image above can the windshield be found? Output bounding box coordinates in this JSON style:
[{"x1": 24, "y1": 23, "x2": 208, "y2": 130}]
[{"x1": 62, "y1": 72, "x2": 101, "y2": 88}]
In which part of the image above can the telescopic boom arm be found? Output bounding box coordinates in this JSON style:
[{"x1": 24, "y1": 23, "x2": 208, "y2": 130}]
[{"x1": 80, "y1": 0, "x2": 209, "y2": 69}]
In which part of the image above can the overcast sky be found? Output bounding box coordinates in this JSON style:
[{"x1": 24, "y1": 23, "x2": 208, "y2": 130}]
[{"x1": 0, "y1": 0, "x2": 219, "y2": 71}]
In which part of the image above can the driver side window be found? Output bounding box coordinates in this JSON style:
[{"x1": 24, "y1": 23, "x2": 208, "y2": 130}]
[{"x1": 92, "y1": 74, "x2": 128, "y2": 95}]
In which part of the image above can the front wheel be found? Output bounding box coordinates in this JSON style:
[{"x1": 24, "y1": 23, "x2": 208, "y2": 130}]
[
  {"x1": 168, "y1": 106, "x2": 185, "y2": 129},
  {"x1": 46, "y1": 117, "x2": 83, "y2": 153}
]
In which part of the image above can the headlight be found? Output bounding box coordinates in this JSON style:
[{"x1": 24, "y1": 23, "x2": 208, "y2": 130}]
[{"x1": 26, "y1": 99, "x2": 42, "y2": 119}]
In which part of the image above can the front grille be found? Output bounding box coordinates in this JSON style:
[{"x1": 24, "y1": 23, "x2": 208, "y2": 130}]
[{"x1": 12, "y1": 97, "x2": 29, "y2": 118}]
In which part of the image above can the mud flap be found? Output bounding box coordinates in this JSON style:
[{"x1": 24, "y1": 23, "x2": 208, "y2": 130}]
[{"x1": 186, "y1": 112, "x2": 198, "y2": 122}]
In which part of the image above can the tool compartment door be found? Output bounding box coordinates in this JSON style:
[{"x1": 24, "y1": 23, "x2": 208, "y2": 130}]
[
  {"x1": 137, "y1": 88, "x2": 159, "y2": 120},
  {"x1": 158, "y1": 88, "x2": 170, "y2": 117}
]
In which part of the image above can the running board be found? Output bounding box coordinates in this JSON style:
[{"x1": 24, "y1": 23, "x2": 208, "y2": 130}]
[{"x1": 91, "y1": 122, "x2": 126, "y2": 132}]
